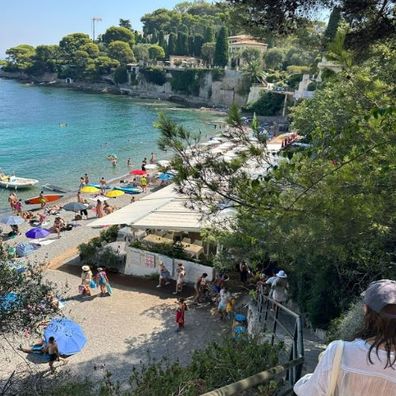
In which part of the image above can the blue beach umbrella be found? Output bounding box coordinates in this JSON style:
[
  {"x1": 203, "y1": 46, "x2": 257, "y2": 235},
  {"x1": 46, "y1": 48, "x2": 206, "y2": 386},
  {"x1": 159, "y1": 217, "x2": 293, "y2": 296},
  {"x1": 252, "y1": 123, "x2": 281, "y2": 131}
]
[
  {"x1": 44, "y1": 317, "x2": 87, "y2": 355},
  {"x1": 25, "y1": 227, "x2": 50, "y2": 239},
  {"x1": 0, "y1": 292, "x2": 19, "y2": 312},
  {"x1": 157, "y1": 172, "x2": 174, "y2": 181},
  {"x1": 0, "y1": 214, "x2": 24, "y2": 225},
  {"x1": 16, "y1": 242, "x2": 39, "y2": 257}
]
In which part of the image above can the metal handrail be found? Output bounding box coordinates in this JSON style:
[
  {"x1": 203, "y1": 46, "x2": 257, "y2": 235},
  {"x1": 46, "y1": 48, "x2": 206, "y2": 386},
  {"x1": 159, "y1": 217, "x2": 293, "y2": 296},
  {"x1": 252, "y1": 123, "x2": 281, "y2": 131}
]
[
  {"x1": 201, "y1": 288, "x2": 305, "y2": 396},
  {"x1": 201, "y1": 357, "x2": 304, "y2": 396}
]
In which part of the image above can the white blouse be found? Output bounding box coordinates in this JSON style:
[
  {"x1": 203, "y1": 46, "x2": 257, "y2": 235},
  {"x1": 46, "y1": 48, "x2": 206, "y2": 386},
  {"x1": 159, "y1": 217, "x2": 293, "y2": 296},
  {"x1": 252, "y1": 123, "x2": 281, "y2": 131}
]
[{"x1": 294, "y1": 339, "x2": 396, "y2": 396}]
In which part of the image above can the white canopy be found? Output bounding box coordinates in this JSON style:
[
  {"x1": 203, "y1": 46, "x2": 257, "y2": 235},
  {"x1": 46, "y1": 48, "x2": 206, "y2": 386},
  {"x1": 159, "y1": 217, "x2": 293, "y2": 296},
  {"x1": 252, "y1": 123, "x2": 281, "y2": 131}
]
[{"x1": 88, "y1": 184, "x2": 204, "y2": 231}]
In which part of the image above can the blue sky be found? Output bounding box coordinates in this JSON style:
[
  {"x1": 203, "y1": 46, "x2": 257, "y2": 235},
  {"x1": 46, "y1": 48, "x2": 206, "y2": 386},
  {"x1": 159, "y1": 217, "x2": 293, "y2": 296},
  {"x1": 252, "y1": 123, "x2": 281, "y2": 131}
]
[{"x1": 0, "y1": 0, "x2": 183, "y2": 57}]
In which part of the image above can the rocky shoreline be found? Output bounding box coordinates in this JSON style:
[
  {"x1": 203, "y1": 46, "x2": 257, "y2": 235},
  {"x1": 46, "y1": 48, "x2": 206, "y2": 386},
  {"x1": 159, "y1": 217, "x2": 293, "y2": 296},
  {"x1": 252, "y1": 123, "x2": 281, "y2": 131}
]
[{"x1": 0, "y1": 70, "x2": 227, "y2": 111}]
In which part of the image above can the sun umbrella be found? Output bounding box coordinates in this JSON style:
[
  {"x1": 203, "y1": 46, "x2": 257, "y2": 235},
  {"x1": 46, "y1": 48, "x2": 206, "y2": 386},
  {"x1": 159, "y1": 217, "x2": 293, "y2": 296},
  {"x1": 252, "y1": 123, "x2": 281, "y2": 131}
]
[
  {"x1": 44, "y1": 317, "x2": 87, "y2": 355},
  {"x1": 63, "y1": 202, "x2": 87, "y2": 212},
  {"x1": 105, "y1": 190, "x2": 125, "y2": 198},
  {"x1": 157, "y1": 172, "x2": 174, "y2": 181},
  {"x1": 130, "y1": 169, "x2": 146, "y2": 176},
  {"x1": 144, "y1": 163, "x2": 158, "y2": 170},
  {"x1": 80, "y1": 185, "x2": 100, "y2": 194},
  {"x1": 89, "y1": 196, "x2": 109, "y2": 202},
  {"x1": 157, "y1": 160, "x2": 170, "y2": 167},
  {"x1": 16, "y1": 242, "x2": 39, "y2": 257},
  {"x1": 25, "y1": 227, "x2": 50, "y2": 239},
  {"x1": 0, "y1": 292, "x2": 19, "y2": 312},
  {"x1": 0, "y1": 214, "x2": 24, "y2": 225}
]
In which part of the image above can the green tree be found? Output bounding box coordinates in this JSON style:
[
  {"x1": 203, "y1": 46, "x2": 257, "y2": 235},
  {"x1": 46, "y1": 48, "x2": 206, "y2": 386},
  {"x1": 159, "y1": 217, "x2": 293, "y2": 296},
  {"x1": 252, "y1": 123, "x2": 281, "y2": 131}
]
[
  {"x1": 5, "y1": 44, "x2": 35, "y2": 71},
  {"x1": 148, "y1": 44, "x2": 165, "y2": 61},
  {"x1": 214, "y1": 26, "x2": 228, "y2": 67},
  {"x1": 201, "y1": 42, "x2": 215, "y2": 66},
  {"x1": 80, "y1": 42, "x2": 100, "y2": 58},
  {"x1": 176, "y1": 32, "x2": 189, "y2": 55},
  {"x1": 94, "y1": 56, "x2": 119, "y2": 75},
  {"x1": 168, "y1": 32, "x2": 177, "y2": 55},
  {"x1": 193, "y1": 34, "x2": 204, "y2": 57},
  {"x1": 204, "y1": 26, "x2": 214, "y2": 43},
  {"x1": 113, "y1": 65, "x2": 128, "y2": 84},
  {"x1": 264, "y1": 48, "x2": 285, "y2": 69},
  {"x1": 119, "y1": 18, "x2": 132, "y2": 30},
  {"x1": 133, "y1": 44, "x2": 150, "y2": 62},
  {"x1": 158, "y1": 30, "x2": 167, "y2": 52},
  {"x1": 107, "y1": 41, "x2": 135, "y2": 64},
  {"x1": 59, "y1": 33, "x2": 91, "y2": 56},
  {"x1": 188, "y1": 35, "x2": 195, "y2": 56},
  {"x1": 29, "y1": 44, "x2": 59, "y2": 75},
  {"x1": 102, "y1": 26, "x2": 135, "y2": 46}
]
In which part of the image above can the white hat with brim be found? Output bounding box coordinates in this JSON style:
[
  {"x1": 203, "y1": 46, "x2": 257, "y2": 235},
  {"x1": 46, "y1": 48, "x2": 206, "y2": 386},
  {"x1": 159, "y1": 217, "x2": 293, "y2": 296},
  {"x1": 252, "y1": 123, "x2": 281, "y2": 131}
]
[
  {"x1": 82, "y1": 265, "x2": 90, "y2": 272},
  {"x1": 276, "y1": 270, "x2": 287, "y2": 278}
]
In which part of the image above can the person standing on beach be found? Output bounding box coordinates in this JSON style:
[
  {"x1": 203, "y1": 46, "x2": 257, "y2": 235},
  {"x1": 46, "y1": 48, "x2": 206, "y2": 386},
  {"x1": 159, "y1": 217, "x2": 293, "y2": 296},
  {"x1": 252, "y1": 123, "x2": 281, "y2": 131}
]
[
  {"x1": 15, "y1": 199, "x2": 23, "y2": 215},
  {"x1": 79, "y1": 177, "x2": 85, "y2": 191},
  {"x1": 8, "y1": 192, "x2": 17, "y2": 212},
  {"x1": 176, "y1": 298, "x2": 188, "y2": 332},
  {"x1": 46, "y1": 336, "x2": 60, "y2": 373},
  {"x1": 141, "y1": 157, "x2": 147, "y2": 171},
  {"x1": 80, "y1": 265, "x2": 93, "y2": 296},
  {"x1": 95, "y1": 199, "x2": 104, "y2": 218},
  {"x1": 140, "y1": 175, "x2": 148, "y2": 192},
  {"x1": 173, "y1": 263, "x2": 186, "y2": 295},
  {"x1": 95, "y1": 267, "x2": 111, "y2": 296},
  {"x1": 39, "y1": 191, "x2": 47, "y2": 209},
  {"x1": 99, "y1": 177, "x2": 106, "y2": 195},
  {"x1": 84, "y1": 173, "x2": 89, "y2": 185}
]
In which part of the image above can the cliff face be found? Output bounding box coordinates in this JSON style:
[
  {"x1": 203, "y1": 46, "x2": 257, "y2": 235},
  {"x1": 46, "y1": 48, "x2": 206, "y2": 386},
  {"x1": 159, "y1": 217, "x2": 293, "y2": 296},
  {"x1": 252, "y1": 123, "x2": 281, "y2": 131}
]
[{"x1": 128, "y1": 68, "x2": 248, "y2": 108}]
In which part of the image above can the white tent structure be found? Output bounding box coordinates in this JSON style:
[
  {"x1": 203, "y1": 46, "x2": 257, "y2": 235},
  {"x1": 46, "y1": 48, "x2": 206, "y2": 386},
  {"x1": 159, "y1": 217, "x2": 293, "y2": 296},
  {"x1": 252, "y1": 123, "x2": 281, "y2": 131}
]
[{"x1": 87, "y1": 184, "x2": 210, "y2": 232}]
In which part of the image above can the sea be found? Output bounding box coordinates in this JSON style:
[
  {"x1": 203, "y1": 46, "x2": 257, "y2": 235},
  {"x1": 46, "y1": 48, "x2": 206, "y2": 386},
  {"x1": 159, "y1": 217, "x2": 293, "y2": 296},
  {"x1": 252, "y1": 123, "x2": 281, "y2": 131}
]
[{"x1": 0, "y1": 78, "x2": 223, "y2": 212}]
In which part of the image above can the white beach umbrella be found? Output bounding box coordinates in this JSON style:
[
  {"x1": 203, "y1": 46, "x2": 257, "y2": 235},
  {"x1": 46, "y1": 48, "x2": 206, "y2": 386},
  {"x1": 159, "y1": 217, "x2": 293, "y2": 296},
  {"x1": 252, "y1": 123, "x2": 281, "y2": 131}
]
[
  {"x1": 145, "y1": 164, "x2": 158, "y2": 170},
  {"x1": 157, "y1": 160, "x2": 170, "y2": 167}
]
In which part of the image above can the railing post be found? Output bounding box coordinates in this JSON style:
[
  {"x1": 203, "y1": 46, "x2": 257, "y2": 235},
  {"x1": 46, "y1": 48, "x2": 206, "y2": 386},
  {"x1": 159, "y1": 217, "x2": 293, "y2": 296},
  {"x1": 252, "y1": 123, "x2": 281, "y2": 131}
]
[{"x1": 271, "y1": 304, "x2": 279, "y2": 345}]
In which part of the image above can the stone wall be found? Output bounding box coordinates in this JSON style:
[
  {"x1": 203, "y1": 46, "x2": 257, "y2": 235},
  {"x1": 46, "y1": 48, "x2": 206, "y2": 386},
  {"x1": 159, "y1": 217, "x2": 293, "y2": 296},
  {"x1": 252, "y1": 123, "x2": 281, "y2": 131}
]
[{"x1": 124, "y1": 247, "x2": 214, "y2": 283}]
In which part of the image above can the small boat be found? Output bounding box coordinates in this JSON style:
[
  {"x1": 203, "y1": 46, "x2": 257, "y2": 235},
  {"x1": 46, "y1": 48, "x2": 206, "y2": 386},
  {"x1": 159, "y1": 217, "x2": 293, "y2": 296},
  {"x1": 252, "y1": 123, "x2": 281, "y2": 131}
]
[
  {"x1": 42, "y1": 184, "x2": 69, "y2": 194},
  {"x1": 25, "y1": 194, "x2": 63, "y2": 205},
  {"x1": 0, "y1": 171, "x2": 39, "y2": 190},
  {"x1": 114, "y1": 186, "x2": 142, "y2": 195}
]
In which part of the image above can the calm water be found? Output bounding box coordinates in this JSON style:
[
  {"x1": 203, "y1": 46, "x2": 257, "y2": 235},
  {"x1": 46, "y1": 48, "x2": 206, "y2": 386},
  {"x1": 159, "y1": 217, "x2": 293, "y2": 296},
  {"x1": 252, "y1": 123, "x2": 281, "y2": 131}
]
[{"x1": 0, "y1": 79, "x2": 223, "y2": 211}]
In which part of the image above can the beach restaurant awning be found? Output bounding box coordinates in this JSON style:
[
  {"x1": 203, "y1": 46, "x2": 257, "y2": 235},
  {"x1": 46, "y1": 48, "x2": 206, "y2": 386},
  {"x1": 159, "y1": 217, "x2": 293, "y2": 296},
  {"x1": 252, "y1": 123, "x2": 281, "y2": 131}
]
[{"x1": 87, "y1": 184, "x2": 204, "y2": 231}]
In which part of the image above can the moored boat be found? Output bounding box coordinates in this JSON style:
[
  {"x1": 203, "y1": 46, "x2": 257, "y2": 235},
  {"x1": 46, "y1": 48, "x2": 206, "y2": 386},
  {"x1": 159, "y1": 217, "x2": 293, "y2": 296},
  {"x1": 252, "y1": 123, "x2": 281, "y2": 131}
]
[{"x1": 0, "y1": 171, "x2": 39, "y2": 190}]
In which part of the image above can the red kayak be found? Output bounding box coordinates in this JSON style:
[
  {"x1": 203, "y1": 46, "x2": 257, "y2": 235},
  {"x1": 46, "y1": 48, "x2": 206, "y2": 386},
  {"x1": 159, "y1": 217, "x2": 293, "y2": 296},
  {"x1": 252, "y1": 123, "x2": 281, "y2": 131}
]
[{"x1": 25, "y1": 194, "x2": 63, "y2": 205}]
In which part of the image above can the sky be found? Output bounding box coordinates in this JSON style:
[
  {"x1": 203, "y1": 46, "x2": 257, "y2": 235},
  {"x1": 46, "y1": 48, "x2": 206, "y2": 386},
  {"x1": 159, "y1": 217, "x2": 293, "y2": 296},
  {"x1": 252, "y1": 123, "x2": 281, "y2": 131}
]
[{"x1": 0, "y1": 0, "x2": 183, "y2": 57}]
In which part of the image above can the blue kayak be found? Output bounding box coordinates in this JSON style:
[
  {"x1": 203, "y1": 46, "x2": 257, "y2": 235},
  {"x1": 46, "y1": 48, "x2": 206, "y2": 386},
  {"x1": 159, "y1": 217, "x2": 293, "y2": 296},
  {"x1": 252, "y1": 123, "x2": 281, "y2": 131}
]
[{"x1": 114, "y1": 186, "x2": 142, "y2": 195}]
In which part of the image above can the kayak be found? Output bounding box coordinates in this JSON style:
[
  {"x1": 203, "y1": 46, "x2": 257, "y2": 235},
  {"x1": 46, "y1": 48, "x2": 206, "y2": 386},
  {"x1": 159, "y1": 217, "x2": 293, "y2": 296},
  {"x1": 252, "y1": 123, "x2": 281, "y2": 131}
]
[
  {"x1": 114, "y1": 186, "x2": 142, "y2": 195},
  {"x1": 25, "y1": 194, "x2": 63, "y2": 205},
  {"x1": 87, "y1": 183, "x2": 112, "y2": 190}
]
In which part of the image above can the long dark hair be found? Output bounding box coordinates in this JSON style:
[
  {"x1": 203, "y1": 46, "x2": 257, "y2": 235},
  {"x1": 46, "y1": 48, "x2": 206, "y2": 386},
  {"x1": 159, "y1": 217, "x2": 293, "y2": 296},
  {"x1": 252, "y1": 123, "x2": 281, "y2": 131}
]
[{"x1": 354, "y1": 304, "x2": 396, "y2": 369}]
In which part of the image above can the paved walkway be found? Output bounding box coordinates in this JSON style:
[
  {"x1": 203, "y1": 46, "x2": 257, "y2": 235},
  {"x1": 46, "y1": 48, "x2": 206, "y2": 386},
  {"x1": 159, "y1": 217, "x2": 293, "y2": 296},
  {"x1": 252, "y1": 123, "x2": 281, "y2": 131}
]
[{"x1": 0, "y1": 265, "x2": 229, "y2": 388}]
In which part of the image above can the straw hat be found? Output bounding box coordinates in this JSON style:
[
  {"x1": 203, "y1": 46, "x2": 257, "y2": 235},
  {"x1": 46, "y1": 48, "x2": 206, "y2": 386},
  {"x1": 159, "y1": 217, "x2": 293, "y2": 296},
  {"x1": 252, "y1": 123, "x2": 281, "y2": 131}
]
[
  {"x1": 276, "y1": 270, "x2": 287, "y2": 278},
  {"x1": 82, "y1": 265, "x2": 90, "y2": 272},
  {"x1": 97, "y1": 267, "x2": 103, "y2": 272}
]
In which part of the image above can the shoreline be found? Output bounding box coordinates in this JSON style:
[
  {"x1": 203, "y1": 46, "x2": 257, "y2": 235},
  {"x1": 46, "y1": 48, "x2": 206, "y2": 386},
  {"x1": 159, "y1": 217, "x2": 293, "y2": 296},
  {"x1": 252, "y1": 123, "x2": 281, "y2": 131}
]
[{"x1": 0, "y1": 72, "x2": 229, "y2": 113}]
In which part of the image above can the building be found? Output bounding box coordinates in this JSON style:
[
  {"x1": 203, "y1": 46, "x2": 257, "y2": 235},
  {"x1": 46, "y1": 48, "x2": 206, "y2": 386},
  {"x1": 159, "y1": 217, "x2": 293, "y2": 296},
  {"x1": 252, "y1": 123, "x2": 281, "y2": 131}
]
[{"x1": 228, "y1": 35, "x2": 268, "y2": 69}]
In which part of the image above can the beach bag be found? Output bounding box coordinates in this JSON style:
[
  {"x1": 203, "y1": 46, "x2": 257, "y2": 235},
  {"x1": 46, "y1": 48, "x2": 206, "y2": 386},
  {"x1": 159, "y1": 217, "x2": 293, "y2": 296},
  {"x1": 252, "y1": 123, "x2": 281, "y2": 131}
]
[
  {"x1": 78, "y1": 284, "x2": 85, "y2": 294},
  {"x1": 89, "y1": 280, "x2": 96, "y2": 288},
  {"x1": 106, "y1": 283, "x2": 113, "y2": 295}
]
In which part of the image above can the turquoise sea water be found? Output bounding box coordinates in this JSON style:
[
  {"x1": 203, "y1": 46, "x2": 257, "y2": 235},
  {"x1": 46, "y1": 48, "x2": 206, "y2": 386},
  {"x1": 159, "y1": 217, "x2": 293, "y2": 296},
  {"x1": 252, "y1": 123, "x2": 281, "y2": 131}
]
[{"x1": 0, "y1": 78, "x2": 223, "y2": 212}]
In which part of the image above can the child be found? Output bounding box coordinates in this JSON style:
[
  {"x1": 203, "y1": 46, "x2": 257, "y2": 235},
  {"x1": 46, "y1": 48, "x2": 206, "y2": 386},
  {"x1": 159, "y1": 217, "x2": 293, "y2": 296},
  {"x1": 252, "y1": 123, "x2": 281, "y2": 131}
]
[
  {"x1": 46, "y1": 336, "x2": 59, "y2": 373},
  {"x1": 15, "y1": 199, "x2": 22, "y2": 214},
  {"x1": 176, "y1": 298, "x2": 188, "y2": 332},
  {"x1": 226, "y1": 297, "x2": 236, "y2": 320}
]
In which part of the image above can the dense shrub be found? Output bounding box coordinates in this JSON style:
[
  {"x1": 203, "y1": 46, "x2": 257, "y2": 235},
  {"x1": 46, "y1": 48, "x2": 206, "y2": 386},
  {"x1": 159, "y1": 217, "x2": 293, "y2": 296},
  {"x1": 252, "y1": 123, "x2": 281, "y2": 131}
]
[
  {"x1": 130, "y1": 337, "x2": 282, "y2": 396},
  {"x1": 113, "y1": 66, "x2": 128, "y2": 84},
  {"x1": 140, "y1": 67, "x2": 167, "y2": 86},
  {"x1": 170, "y1": 70, "x2": 206, "y2": 95},
  {"x1": 245, "y1": 92, "x2": 285, "y2": 116}
]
